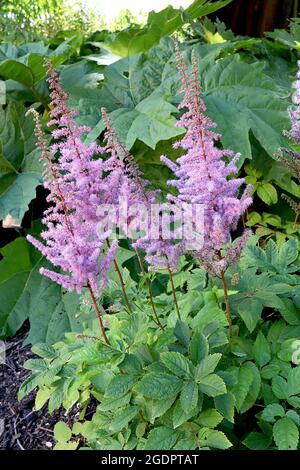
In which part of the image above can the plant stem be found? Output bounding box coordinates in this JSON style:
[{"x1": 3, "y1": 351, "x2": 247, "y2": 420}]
[
  {"x1": 293, "y1": 210, "x2": 300, "y2": 229},
  {"x1": 167, "y1": 266, "x2": 181, "y2": 320},
  {"x1": 210, "y1": 276, "x2": 220, "y2": 308},
  {"x1": 220, "y1": 271, "x2": 232, "y2": 336},
  {"x1": 105, "y1": 239, "x2": 132, "y2": 314},
  {"x1": 134, "y1": 247, "x2": 164, "y2": 330},
  {"x1": 87, "y1": 283, "x2": 109, "y2": 344}
]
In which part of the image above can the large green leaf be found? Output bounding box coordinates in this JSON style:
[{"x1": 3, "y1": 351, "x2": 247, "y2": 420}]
[
  {"x1": 180, "y1": 381, "x2": 198, "y2": 413},
  {"x1": 160, "y1": 351, "x2": 194, "y2": 378},
  {"x1": 103, "y1": 0, "x2": 232, "y2": 57},
  {"x1": 135, "y1": 372, "x2": 182, "y2": 399},
  {"x1": 0, "y1": 238, "x2": 82, "y2": 343},
  {"x1": 0, "y1": 102, "x2": 42, "y2": 224},
  {"x1": 198, "y1": 374, "x2": 227, "y2": 397},
  {"x1": 0, "y1": 238, "x2": 40, "y2": 337},
  {"x1": 144, "y1": 426, "x2": 179, "y2": 450},
  {"x1": 0, "y1": 38, "x2": 77, "y2": 89},
  {"x1": 273, "y1": 417, "x2": 299, "y2": 450},
  {"x1": 160, "y1": 52, "x2": 289, "y2": 165},
  {"x1": 84, "y1": 39, "x2": 223, "y2": 151}
]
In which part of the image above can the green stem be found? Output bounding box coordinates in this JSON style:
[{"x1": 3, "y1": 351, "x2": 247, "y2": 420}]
[
  {"x1": 106, "y1": 239, "x2": 132, "y2": 314},
  {"x1": 134, "y1": 247, "x2": 164, "y2": 330},
  {"x1": 220, "y1": 271, "x2": 232, "y2": 337},
  {"x1": 167, "y1": 266, "x2": 181, "y2": 320},
  {"x1": 87, "y1": 283, "x2": 109, "y2": 344}
]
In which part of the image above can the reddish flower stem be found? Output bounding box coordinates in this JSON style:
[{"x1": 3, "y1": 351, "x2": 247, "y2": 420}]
[
  {"x1": 106, "y1": 239, "x2": 132, "y2": 314},
  {"x1": 87, "y1": 283, "x2": 109, "y2": 344},
  {"x1": 220, "y1": 271, "x2": 232, "y2": 337}
]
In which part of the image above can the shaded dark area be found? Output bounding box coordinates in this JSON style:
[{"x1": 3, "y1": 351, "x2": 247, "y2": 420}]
[
  {"x1": 211, "y1": 0, "x2": 299, "y2": 37},
  {"x1": 0, "y1": 325, "x2": 76, "y2": 450}
]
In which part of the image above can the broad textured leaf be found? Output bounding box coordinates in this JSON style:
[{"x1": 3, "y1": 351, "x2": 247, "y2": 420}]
[
  {"x1": 172, "y1": 400, "x2": 195, "y2": 429},
  {"x1": 35, "y1": 387, "x2": 52, "y2": 411},
  {"x1": 0, "y1": 239, "x2": 77, "y2": 342},
  {"x1": 272, "y1": 376, "x2": 289, "y2": 400},
  {"x1": 195, "y1": 353, "x2": 222, "y2": 381},
  {"x1": 273, "y1": 417, "x2": 299, "y2": 450},
  {"x1": 198, "y1": 374, "x2": 226, "y2": 397},
  {"x1": 197, "y1": 409, "x2": 223, "y2": 428},
  {"x1": 243, "y1": 432, "x2": 272, "y2": 450},
  {"x1": 105, "y1": 375, "x2": 137, "y2": 398},
  {"x1": 257, "y1": 183, "x2": 278, "y2": 205},
  {"x1": 160, "y1": 351, "x2": 194, "y2": 378},
  {"x1": 54, "y1": 422, "x2": 72, "y2": 442},
  {"x1": 253, "y1": 331, "x2": 271, "y2": 367},
  {"x1": 180, "y1": 381, "x2": 198, "y2": 413},
  {"x1": 231, "y1": 363, "x2": 253, "y2": 412},
  {"x1": 144, "y1": 426, "x2": 179, "y2": 450},
  {"x1": 214, "y1": 393, "x2": 235, "y2": 423},
  {"x1": 135, "y1": 373, "x2": 182, "y2": 399},
  {"x1": 198, "y1": 428, "x2": 232, "y2": 450},
  {"x1": 125, "y1": 93, "x2": 184, "y2": 149},
  {"x1": 0, "y1": 102, "x2": 43, "y2": 223},
  {"x1": 108, "y1": 406, "x2": 138, "y2": 433},
  {"x1": 104, "y1": 0, "x2": 232, "y2": 56},
  {"x1": 161, "y1": 53, "x2": 289, "y2": 165},
  {"x1": 173, "y1": 438, "x2": 198, "y2": 450},
  {"x1": 18, "y1": 373, "x2": 40, "y2": 400},
  {"x1": 0, "y1": 39, "x2": 75, "y2": 87},
  {"x1": 238, "y1": 298, "x2": 263, "y2": 333},
  {"x1": 261, "y1": 404, "x2": 285, "y2": 423},
  {"x1": 278, "y1": 239, "x2": 298, "y2": 266},
  {"x1": 287, "y1": 366, "x2": 300, "y2": 397},
  {"x1": 146, "y1": 396, "x2": 176, "y2": 423},
  {"x1": 239, "y1": 362, "x2": 261, "y2": 413},
  {"x1": 189, "y1": 331, "x2": 209, "y2": 365},
  {"x1": 174, "y1": 320, "x2": 190, "y2": 349},
  {"x1": 98, "y1": 393, "x2": 131, "y2": 412}
]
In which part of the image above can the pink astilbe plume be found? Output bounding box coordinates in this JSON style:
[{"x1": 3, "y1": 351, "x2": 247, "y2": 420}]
[
  {"x1": 276, "y1": 60, "x2": 300, "y2": 228},
  {"x1": 27, "y1": 60, "x2": 118, "y2": 295},
  {"x1": 100, "y1": 108, "x2": 181, "y2": 271},
  {"x1": 283, "y1": 59, "x2": 300, "y2": 144},
  {"x1": 161, "y1": 43, "x2": 252, "y2": 277}
]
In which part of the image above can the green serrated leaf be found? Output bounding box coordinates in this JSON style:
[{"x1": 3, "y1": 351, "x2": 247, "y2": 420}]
[
  {"x1": 109, "y1": 406, "x2": 139, "y2": 433},
  {"x1": 189, "y1": 331, "x2": 208, "y2": 365},
  {"x1": 261, "y1": 403, "x2": 285, "y2": 423},
  {"x1": 195, "y1": 353, "x2": 222, "y2": 381},
  {"x1": 253, "y1": 331, "x2": 271, "y2": 367},
  {"x1": 198, "y1": 428, "x2": 232, "y2": 450},
  {"x1": 198, "y1": 374, "x2": 226, "y2": 397},
  {"x1": 144, "y1": 426, "x2": 179, "y2": 450},
  {"x1": 180, "y1": 381, "x2": 198, "y2": 413},
  {"x1": 273, "y1": 417, "x2": 299, "y2": 450},
  {"x1": 105, "y1": 375, "x2": 137, "y2": 398},
  {"x1": 135, "y1": 373, "x2": 182, "y2": 399},
  {"x1": 160, "y1": 352, "x2": 194, "y2": 378},
  {"x1": 197, "y1": 409, "x2": 223, "y2": 428},
  {"x1": 214, "y1": 393, "x2": 235, "y2": 423},
  {"x1": 243, "y1": 432, "x2": 272, "y2": 450}
]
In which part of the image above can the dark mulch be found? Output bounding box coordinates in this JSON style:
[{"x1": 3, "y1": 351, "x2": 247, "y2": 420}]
[{"x1": 0, "y1": 324, "x2": 78, "y2": 450}]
